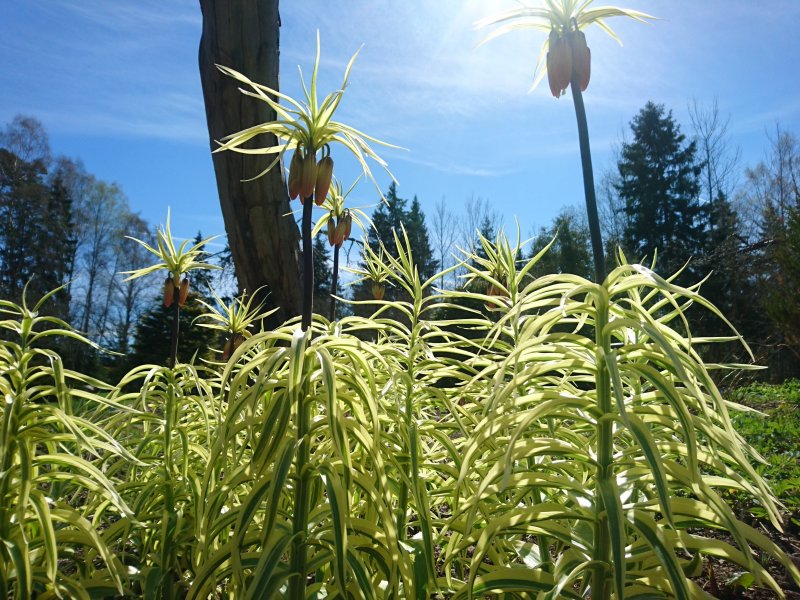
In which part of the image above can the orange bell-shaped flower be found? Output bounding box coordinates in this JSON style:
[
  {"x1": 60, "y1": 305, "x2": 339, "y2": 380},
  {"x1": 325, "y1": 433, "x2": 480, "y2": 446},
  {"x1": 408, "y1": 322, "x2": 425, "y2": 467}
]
[
  {"x1": 546, "y1": 30, "x2": 572, "y2": 98},
  {"x1": 571, "y1": 29, "x2": 591, "y2": 92},
  {"x1": 314, "y1": 156, "x2": 334, "y2": 205}
]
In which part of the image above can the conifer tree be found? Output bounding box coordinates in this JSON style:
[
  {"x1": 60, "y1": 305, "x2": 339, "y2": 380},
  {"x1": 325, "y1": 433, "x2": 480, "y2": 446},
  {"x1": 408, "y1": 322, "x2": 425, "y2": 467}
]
[
  {"x1": 312, "y1": 232, "x2": 333, "y2": 315},
  {"x1": 0, "y1": 118, "x2": 74, "y2": 321},
  {"x1": 353, "y1": 183, "x2": 437, "y2": 313},
  {"x1": 127, "y1": 291, "x2": 219, "y2": 369},
  {"x1": 615, "y1": 102, "x2": 705, "y2": 283},
  {"x1": 530, "y1": 209, "x2": 593, "y2": 280}
]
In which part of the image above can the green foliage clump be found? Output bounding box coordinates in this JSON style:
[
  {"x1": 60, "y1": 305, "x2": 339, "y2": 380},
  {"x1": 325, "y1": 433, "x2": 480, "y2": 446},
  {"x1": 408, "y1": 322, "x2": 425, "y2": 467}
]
[
  {"x1": 3, "y1": 234, "x2": 800, "y2": 598},
  {"x1": 729, "y1": 380, "x2": 800, "y2": 523}
]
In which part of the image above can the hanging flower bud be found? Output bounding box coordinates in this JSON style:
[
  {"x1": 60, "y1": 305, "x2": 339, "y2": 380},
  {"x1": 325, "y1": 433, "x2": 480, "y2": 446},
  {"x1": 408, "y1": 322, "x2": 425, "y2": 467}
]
[
  {"x1": 571, "y1": 29, "x2": 591, "y2": 92},
  {"x1": 327, "y1": 212, "x2": 337, "y2": 246},
  {"x1": 486, "y1": 278, "x2": 508, "y2": 309},
  {"x1": 288, "y1": 149, "x2": 303, "y2": 200},
  {"x1": 178, "y1": 277, "x2": 190, "y2": 306},
  {"x1": 371, "y1": 282, "x2": 385, "y2": 301},
  {"x1": 300, "y1": 148, "x2": 317, "y2": 200},
  {"x1": 314, "y1": 156, "x2": 334, "y2": 205},
  {"x1": 222, "y1": 334, "x2": 245, "y2": 360},
  {"x1": 546, "y1": 30, "x2": 561, "y2": 98},
  {"x1": 546, "y1": 30, "x2": 572, "y2": 98},
  {"x1": 233, "y1": 334, "x2": 244, "y2": 353},
  {"x1": 342, "y1": 210, "x2": 352, "y2": 240},
  {"x1": 334, "y1": 218, "x2": 347, "y2": 247},
  {"x1": 163, "y1": 276, "x2": 175, "y2": 307}
]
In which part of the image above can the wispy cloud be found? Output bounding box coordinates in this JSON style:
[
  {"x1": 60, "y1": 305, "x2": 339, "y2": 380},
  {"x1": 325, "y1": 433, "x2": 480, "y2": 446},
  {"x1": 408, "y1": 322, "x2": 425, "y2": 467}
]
[
  {"x1": 1, "y1": 0, "x2": 204, "y2": 142},
  {"x1": 389, "y1": 152, "x2": 521, "y2": 178}
]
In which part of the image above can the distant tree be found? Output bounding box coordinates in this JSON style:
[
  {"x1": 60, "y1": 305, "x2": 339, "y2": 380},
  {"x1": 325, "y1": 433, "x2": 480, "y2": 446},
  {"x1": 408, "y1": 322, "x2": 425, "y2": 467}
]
[
  {"x1": 405, "y1": 196, "x2": 438, "y2": 282},
  {"x1": 127, "y1": 290, "x2": 220, "y2": 369},
  {"x1": 701, "y1": 193, "x2": 746, "y2": 313},
  {"x1": 615, "y1": 102, "x2": 705, "y2": 283},
  {"x1": 0, "y1": 116, "x2": 73, "y2": 320},
  {"x1": 353, "y1": 183, "x2": 437, "y2": 317},
  {"x1": 684, "y1": 100, "x2": 751, "y2": 331},
  {"x1": 111, "y1": 214, "x2": 155, "y2": 356},
  {"x1": 49, "y1": 156, "x2": 90, "y2": 317},
  {"x1": 430, "y1": 197, "x2": 458, "y2": 289},
  {"x1": 75, "y1": 179, "x2": 129, "y2": 342},
  {"x1": 739, "y1": 127, "x2": 800, "y2": 378},
  {"x1": 459, "y1": 195, "x2": 500, "y2": 256},
  {"x1": 689, "y1": 98, "x2": 741, "y2": 206},
  {"x1": 598, "y1": 169, "x2": 627, "y2": 262},
  {"x1": 530, "y1": 207, "x2": 593, "y2": 280},
  {"x1": 312, "y1": 232, "x2": 332, "y2": 315},
  {"x1": 434, "y1": 215, "x2": 498, "y2": 341},
  {"x1": 40, "y1": 176, "x2": 77, "y2": 319},
  {"x1": 0, "y1": 115, "x2": 51, "y2": 167}
]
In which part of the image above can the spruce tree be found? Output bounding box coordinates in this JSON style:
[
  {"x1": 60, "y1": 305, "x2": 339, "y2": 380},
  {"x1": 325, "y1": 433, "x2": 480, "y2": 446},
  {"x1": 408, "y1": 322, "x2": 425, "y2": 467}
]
[
  {"x1": 126, "y1": 293, "x2": 218, "y2": 370},
  {"x1": 353, "y1": 183, "x2": 437, "y2": 313},
  {"x1": 312, "y1": 232, "x2": 333, "y2": 315},
  {"x1": 615, "y1": 102, "x2": 705, "y2": 282},
  {"x1": 0, "y1": 146, "x2": 73, "y2": 321},
  {"x1": 405, "y1": 196, "x2": 438, "y2": 281},
  {"x1": 529, "y1": 209, "x2": 593, "y2": 280}
]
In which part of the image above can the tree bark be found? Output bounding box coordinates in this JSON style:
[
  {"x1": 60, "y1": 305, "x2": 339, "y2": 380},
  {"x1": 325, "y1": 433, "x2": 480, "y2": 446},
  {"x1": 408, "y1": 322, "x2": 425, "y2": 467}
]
[{"x1": 199, "y1": 0, "x2": 302, "y2": 322}]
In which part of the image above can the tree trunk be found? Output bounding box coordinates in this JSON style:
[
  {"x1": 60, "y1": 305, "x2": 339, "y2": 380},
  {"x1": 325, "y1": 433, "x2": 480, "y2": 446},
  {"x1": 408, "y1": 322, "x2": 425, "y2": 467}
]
[{"x1": 199, "y1": 0, "x2": 302, "y2": 322}]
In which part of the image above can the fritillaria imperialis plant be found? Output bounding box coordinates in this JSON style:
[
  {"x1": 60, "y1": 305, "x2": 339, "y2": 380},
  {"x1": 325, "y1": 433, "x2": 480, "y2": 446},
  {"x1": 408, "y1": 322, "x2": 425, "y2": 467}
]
[
  {"x1": 124, "y1": 211, "x2": 219, "y2": 367},
  {"x1": 0, "y1": 287, "x2": 137, "y2": 598},
  {"x1": 195, "y1": 286, "x2": 273, "y2": 360},
  {"x1": 313, "y1": 177, "x2": 372, "y2": 320},
  {"x1": 215, "y1": 32, "x2": 396, "y2": 600},
  {"x1": 215, "y1": 31, "x2": 396, "y2": 332},
  {"x1": 477, "y1": 0, "x2": 655, "y2": 282}
]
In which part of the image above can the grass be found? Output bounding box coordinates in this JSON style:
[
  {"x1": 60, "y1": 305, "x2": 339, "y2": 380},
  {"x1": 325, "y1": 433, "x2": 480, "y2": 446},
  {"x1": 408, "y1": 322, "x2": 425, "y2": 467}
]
[{"x1": 729, "y1": 380, "x2": 800, "y2": 526}]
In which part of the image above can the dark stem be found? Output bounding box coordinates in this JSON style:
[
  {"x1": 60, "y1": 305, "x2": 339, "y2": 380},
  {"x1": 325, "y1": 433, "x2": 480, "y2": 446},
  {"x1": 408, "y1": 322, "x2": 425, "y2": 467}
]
[
  {"x1": 301, "y1": 197, "x2": 314, "y2": 330},
  {"x1": 292, "y1": 160, "x2": 316, "y2": 599},
  {"x1": 168, "y1": 286, "x2": 180, "y2": 367},
  {"x1": 329, "y1": 244, "x2": 340, "y2": 321},
  {"x1": 570, "y1": 73, "x2": 606, "y2": 283}
]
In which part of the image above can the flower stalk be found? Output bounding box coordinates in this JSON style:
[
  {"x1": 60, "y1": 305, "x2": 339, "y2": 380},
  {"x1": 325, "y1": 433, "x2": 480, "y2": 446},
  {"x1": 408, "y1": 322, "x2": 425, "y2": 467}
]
[
  {"x1": 301, "y1": 151, "x2": 316, "y2": 331},
  {"x1": 570, "y1": 69, "x2": 606, "y2": 282},
  {"x1": 168, "y1": 282, "x2": 181, "y2": 367},
  {"x1": 329, "y1": 244, "x2": 340, "y2": 322}
]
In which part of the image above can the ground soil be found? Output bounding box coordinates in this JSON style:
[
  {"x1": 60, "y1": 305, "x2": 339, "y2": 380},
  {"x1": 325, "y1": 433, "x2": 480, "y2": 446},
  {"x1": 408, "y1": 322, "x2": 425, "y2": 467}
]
[{"x1": 691, "y1": 518, "x2": 800, "y2": 598}]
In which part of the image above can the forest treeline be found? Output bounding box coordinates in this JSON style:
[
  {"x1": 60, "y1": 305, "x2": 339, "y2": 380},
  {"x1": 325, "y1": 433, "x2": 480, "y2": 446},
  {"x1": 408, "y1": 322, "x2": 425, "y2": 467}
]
[{"x1": 2, "y1": 99, "x2": 799, "y2": 382}]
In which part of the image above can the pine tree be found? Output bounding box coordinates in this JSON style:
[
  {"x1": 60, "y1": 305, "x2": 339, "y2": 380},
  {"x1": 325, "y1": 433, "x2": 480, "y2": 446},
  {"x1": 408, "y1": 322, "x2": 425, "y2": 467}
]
[
  {"x1": 312, "y1": 232, "x2": 333, "y2": 315},
  {"x1": 353, "y1": 183, "x2": 437, "y2": 314},
  {"x1": 405, "y1": 196, "x2": 438, "y2": 281},
  {"x1": 127, "y1": 290, "x2": 220, "y2": 369},
  {"x1": 0, "y1": 140, "x2": 74, "y2": 321},
  {"x1": 529, "y1": 209, "x2": 593, "y2": 280},
  {"x1": 40, "y1": 175, "x2": 76, "y2": 319},
  {"x1": 615, "y1": 102, "x2": 705, "y2": 282}
]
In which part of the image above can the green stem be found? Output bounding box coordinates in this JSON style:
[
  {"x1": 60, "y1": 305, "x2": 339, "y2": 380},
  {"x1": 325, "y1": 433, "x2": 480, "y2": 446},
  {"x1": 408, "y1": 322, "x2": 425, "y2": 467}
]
[
  {"x1": 289, "y1": 374, "x2": 311, "y2": 600},
  {"x1": 168, "y1": 286, "x2": 180, "y2": 367},
  {"x1": 293, "y1": 169, "x2": 315, "y2": 599},
  {"x1": 162, "y1": 376, "x2": 177, "y2": 598},
  {"x1": 397, "y1": 291, "x2": 421, "y2": 543},
  {"x1": 570, "y1": 72, "x2": 606, "y2": 283},
  {"x1": 396, "y1": 385, "x2": 413, "y2": 542},
  {"x1": 329, "y1": 244, "x2": 340, "y2": 322},
  {"x1": 591, "y1": 294, "x2": 612, "y2": 599}
]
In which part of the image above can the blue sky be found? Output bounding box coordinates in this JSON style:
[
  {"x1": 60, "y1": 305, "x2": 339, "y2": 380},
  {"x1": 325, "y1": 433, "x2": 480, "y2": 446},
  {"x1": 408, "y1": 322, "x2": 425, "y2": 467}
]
[{"x1": 2, "y1": 1, "x2": 800, "y2": 251}]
